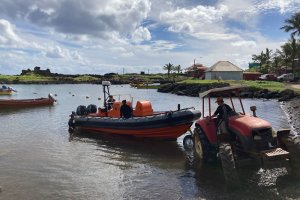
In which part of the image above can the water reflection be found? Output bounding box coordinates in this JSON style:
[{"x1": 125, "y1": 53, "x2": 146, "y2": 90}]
[
  {"x1": 70, "y1": 130, "x2": 300, "y2": 200},
  {"x1": 70, "y1": 131, "x2": 186, "y2": 169}
]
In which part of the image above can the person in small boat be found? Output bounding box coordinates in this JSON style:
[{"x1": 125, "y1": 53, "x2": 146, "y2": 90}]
[
  {"x1": 212, "y1": 97, "x2": 235, "y2": 135},
  {"x1": 120, "y1": 100, "x2": 133, "y2": 118},
  {"x1": 107, "y1": 95, "x2": 115, "y2": 110}
]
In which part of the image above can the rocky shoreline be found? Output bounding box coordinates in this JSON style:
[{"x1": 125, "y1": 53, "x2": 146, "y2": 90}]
[
  {"x1": 158, "y1": 83, "x2": 300, "y2": 134},
  {"x1": 281, "y1": 97, "x2": 300, "y2": 135}
]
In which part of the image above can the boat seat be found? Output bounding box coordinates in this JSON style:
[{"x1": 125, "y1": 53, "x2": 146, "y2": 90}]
[{"x1": 133, "y1": 101, "x2": 153, "y2": 117}]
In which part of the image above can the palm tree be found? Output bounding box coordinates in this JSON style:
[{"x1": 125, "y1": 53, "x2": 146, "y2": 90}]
[
  {"x1": 271, "y1": 49, "x2": 283, "y2": 75},
  {"x1": 174, "y1": 65, "x2": 182, "y2": 74},
  {"x1": 290, "y1": 36, "x2": 297, "y2": 74},
  {"x1": 252, "y1": 51, "x2": 266, "y2": 72},
  {"x1": 281, "y1": 12, "x2": 300, "y2": 38},
  {"x1": 265, "y1": 48, "x2": 272, "y2": 65},
  {"x1": 163, "y1": 63, "x2": 174, "y2": 78},
  {"x1": 280, "y1": 42, "x2": 293, "y2": 73},
  {"x1": 251, "y1": 54, "x2": 263, "y2": 66}
]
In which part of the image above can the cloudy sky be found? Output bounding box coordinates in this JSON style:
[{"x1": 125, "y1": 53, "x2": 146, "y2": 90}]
[{"x1": 0, "y1": 0, "x2": 299, "y2": 75}]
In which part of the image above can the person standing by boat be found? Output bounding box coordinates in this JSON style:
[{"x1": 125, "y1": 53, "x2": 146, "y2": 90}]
[
  {"x1": 120, "y1": 100, "x2": 133, "y2": 118},
  {"x1": 107, "y1": 95, "x2": 115, "y2": 110}
]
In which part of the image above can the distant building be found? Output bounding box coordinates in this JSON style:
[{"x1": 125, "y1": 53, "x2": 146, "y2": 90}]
[
  {"x1": 185, "y1": 63, "x2": 208, "y2": 79},
  {"x1": 243, "y1": 72, "x2": 261, "y2": 80},
  {"x1": 21, "y1": 66, "x2": 51, "y2": 76},
  {"x1": 205, "y1": 61, "x2": 243, "y2": 80}
]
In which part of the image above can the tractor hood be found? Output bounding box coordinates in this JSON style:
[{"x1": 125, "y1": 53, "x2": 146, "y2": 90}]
[{"x1": 229, "y1": 114, "x2": 272, "y2": 137}]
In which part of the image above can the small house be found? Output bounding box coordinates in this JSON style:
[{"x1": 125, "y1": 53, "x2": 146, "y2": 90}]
[{"x1": 205, "y1": 61, "x2": 243, "y2": 80}]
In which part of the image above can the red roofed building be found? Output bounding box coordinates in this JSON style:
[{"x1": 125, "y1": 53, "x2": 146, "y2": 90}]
[{"x1": 185, "y1": 63, "x2": 208, "y2": 79}]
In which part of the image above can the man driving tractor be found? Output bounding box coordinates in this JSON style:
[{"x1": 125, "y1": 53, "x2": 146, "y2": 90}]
[{"x1": 212, "y1": 97, "x2": 236, "y2": 135}]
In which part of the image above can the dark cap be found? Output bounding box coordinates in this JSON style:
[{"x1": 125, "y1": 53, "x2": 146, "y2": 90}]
[{"x1": 122, "y1": 100, "x2": 126, "y2": 103}]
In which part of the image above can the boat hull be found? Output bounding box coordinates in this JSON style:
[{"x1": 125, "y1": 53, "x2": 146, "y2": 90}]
[
  {"x1": 0, "y1": 98, "x2": 55, "y2": 108},
  {"x1": 0, "y1": 90, "x2": 13, "y2": 95},
  {"x1": 72, "y1": 109, "x2": 201, "y2": 139},
  {"x1": 78, "y1": 123, "x2": 192, "y2": 139}
]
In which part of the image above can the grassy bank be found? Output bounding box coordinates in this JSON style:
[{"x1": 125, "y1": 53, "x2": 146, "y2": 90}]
[
  {"x1": 180, "y1": 80, "x2": 286, "y2": 92},
  {"x1": 0, "y1": 73, "x2": 190, "y2": 84},
  {"x1": 1, "y1": 73, "x2": 297, "y2": 94}
]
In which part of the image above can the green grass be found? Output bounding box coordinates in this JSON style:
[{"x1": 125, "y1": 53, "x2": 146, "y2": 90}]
[
  {"x1": 179, "y1": 79, "x2": 286, "y2": 91},
  {"x1": 0, "y1": 75, "x2": 18, "y2": 82},
  {"x1": 73, "y1": 75, "x2": 100, "y2": 82},
  {"x1": 0, "y1": 73, "x2": 291, "y2": 93},
  {"x1": 179, "y1": 79, "x2": 220, "y2": 84},
  {"x1": 17, "y1": 75, "x2": 55, "y2": 82},
  {"x1": 233, "y1": 80, "x2": 285, "y2": 91}
]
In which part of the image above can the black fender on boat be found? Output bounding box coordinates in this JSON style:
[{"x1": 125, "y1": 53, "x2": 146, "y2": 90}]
[{"x1": 73, "y1": 108, "x2": 201, "y2": 130}]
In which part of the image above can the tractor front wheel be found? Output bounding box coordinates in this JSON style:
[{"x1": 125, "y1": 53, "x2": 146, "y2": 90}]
[
  {"x1": 194, "y1": 131, "x2": 204, "y2": 159},
  {"x1": 219, "y1": 142, "x2": 239, "y2": 186}
]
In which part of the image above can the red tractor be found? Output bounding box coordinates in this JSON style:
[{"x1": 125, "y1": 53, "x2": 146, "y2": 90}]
[{"x1": 191, "y1": 86, "x2": 300, "y2": 185}]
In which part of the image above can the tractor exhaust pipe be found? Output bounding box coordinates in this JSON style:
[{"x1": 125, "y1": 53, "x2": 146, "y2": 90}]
[{"x1": 250, "y1": 106, "x2": 257, "y2": 117}]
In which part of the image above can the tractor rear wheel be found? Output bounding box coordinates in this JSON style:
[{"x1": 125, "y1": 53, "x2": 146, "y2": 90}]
[
  {"x1": 281, "y1": 134, "x2": 300, "y2": 176},
  {"x1": 219, "y1": 142, "x2": 239, "y2": 186}
]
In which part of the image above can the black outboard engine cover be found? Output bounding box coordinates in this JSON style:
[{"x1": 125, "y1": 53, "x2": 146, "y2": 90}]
[
  {"x1": 87, "y1": 104, "x2": 97, "y2": 114},
  {"x1": 76, "y1": 105, "x2": 87, "y2": 115}
]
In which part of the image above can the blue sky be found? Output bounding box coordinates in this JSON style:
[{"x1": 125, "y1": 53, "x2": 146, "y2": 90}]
[{"x1": 0, "y1": 0, "x2": 299, "y2": 75}]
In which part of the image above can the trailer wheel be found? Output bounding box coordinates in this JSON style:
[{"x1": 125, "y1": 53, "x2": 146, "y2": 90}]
[
  {"x1": 183, "y1": 135, "x2": 194, "y2": 150},
  {"x1": 281, "y1": 134, "x2": 300, "y2": 176},
  {"x1": 219, "y1": 142, "x2": 239, "y2": 186}
]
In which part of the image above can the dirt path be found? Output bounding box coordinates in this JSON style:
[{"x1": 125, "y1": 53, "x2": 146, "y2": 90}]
[{"x1": 287, "y1": 83, "x2": 300, "y2": 90}]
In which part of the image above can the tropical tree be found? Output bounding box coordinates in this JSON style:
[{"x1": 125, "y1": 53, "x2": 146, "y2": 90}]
[
  {"x1": 281, "y1": 12, "x2": 300, "y2": 38},
  {"x1": 163, "y1": 63, "x2": 174, "y2": 78},
  {"x1": 174, "y1": 65, "x2": 182, "y2": 74},
  {"x1": 290, "y1": 36, "x2": 297, "y2": 74},
  {"x1": 251, "y1": 53, "x2": 263, "y2": 69},
  {"x1": 271, "y1": 49, "x2": 283, "y2": 75},
  {"x1": 265, "y1": 48, "x2": 272, "y2": 65},
  {"x1": 280, "y1": 42, "x2": 293, "y2": 73},
  {"x1": 252, "y1": 49, "x2": 271, "y2": 72}
]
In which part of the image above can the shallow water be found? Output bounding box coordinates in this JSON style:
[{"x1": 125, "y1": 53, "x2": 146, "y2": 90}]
[{"x1": 0, "y1": 84, "x2": 299, "y2": 200}]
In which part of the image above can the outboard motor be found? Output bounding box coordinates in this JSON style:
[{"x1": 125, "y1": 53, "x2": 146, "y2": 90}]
[
  {"x1": 76, "y1": 105, "x2": 87, "y2": 116},
  {"x1": 87, "y1": 104, "x2": 97, "y2": 114}
]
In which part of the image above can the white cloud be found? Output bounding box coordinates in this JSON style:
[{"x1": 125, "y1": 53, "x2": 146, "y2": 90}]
[
  {"x1": 0, "y1": 19, "x2": 24, "y2": 46},
  {"x1": 0, "y1": 0, "x2": 152, "y2": 38},
  {"x1": 131, "y1": 26, "x2": 151, "y2": 43},
  {"x1": 45, "y1": 45, "x2": 83, "y2": 60},
  {"x1": 168, "y1": 22, "x2": 194, "y2": 33},
  {"x1": 254, "y1": 0, "x2": 300, "y2": 14},
  {"x1": 0, "y1": 0, "x2": 297, "y2": 75},
  {"x1": 231, "y1": 40, "x2": 257, "y2": 48},
  {"x1": 159, "y1": 5, "x2": 234, "y2": 40},
  {"x1": 160, "y1": 4, "x2": 228, "y2": 24},
  {"x1": 194, "y1": 32, "x2": 239, "y2": 40}
]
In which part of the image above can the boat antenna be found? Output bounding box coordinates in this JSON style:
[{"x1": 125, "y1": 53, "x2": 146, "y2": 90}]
[{"x1": 102, "y1": 81, "x2": 111, "y2": 109}]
